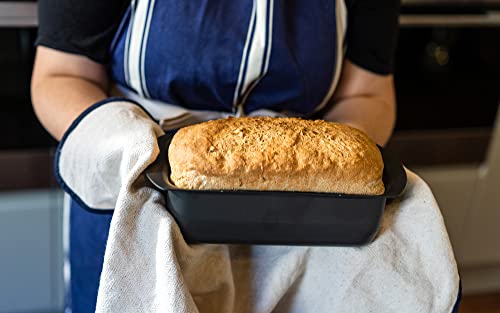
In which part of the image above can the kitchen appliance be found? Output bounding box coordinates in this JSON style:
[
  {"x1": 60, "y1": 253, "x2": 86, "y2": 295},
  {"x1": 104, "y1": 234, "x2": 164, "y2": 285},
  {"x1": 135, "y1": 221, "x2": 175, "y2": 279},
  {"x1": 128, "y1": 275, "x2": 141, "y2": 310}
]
[
  {"x1": 391, "y1": 0, "x2": 500, "y2": 166},
  {"x1": 146, "y1": 133, "x2": 407, "y2": 246},
  {"x1": 0, "y1": 2, "x2": 52, "y2": 150},
  {"x1": 0, "y1": 2, "x2": 55, "y2": 190}
]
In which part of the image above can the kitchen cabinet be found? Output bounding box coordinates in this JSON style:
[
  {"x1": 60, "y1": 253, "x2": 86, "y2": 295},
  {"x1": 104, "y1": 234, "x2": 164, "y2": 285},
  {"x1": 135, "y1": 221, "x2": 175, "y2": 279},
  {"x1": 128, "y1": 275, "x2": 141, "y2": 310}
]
[{"x1": 0, "y1": 189, "x2": 64, "y2": 313}]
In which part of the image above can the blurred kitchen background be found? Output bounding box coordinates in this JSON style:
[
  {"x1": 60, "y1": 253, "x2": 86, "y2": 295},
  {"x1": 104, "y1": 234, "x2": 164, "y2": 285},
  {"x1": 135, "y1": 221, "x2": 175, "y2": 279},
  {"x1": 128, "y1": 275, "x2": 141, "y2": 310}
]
[{"x1": 0, "y1": 0, "x2": 499, "y2": 312}]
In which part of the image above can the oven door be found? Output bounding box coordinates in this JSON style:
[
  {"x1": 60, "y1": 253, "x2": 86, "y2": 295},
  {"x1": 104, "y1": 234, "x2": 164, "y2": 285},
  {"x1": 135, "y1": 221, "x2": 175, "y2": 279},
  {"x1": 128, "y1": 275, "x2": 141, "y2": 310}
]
[
  {"x1": 0, "y1": 2, "x2": 56, "y2": 189},
  {"x1": 390, "y1": 20, "x2": 500, "y2": 165},
  {"x1": 0, "y1": 2, "x2": 54, "y2": 150}
]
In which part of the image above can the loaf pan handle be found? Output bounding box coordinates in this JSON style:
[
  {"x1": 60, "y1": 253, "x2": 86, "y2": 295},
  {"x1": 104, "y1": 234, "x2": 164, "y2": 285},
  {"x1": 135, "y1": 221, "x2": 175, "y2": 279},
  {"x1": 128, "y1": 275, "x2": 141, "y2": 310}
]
[
  {"x1": 380, "y1": 146, "x2": 407, "y2": 199},
  {"x1": 145, "y1": 133, "x2": 176, "y2": 192}
]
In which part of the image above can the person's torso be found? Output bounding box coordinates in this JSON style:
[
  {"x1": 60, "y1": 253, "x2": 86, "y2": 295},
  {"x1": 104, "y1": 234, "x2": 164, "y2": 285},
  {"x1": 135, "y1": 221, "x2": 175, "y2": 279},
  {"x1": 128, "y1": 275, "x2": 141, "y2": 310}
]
[{"x1": 109, "y1": 0, "x2": 346, "y2": 116}]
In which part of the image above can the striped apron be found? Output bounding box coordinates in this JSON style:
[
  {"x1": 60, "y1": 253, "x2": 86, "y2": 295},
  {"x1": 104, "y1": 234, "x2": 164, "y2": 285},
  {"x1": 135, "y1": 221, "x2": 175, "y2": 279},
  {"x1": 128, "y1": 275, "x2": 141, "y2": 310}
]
[{"x1": 68, "y1": 1, "x2": 352, "y2": 312}]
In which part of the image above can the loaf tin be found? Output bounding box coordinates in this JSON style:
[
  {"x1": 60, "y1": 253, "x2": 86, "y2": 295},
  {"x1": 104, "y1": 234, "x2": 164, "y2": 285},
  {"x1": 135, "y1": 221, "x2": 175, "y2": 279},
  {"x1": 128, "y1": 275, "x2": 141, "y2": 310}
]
[{"x1": 145, "y1": 133, "x2": 407, "y2": 246}]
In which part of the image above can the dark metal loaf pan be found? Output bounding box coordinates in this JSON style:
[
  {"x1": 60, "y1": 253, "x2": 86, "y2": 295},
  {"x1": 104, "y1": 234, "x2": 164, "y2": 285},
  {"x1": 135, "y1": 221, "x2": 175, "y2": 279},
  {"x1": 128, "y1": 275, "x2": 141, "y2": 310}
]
[{"x1": 145, "y1": 133, "x2": 407, "y2": 246}]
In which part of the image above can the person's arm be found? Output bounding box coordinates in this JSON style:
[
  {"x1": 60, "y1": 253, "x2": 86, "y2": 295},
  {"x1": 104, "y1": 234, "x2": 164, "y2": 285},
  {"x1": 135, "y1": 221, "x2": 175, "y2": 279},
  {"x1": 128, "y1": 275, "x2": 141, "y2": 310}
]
[
  {"x1": 324, "y1": 0, "x2": 399, "y2": 146},
  {"x1": 32, "y1": 0, "x2": 129, "y2": 140},
  {"x1": 324, "y1": 59, "x2": 396, "y2": 146},
  {"x1": 31, "y1": 46, "x2": 109, "y2": 140}
]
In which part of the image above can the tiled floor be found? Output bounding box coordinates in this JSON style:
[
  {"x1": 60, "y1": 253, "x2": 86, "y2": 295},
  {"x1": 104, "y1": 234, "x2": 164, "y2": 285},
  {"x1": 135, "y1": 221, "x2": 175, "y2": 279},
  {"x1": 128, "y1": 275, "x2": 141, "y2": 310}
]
[{"x1": 459, "y1": 293, "x2": 500, "y2": 313}]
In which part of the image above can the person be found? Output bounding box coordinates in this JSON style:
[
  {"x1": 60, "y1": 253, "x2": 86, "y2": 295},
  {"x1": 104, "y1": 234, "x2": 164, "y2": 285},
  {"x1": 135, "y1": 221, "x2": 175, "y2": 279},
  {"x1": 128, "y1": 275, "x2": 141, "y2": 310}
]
[{"x1": 31, "y1": 0, "x2": 400, "y2": 312}]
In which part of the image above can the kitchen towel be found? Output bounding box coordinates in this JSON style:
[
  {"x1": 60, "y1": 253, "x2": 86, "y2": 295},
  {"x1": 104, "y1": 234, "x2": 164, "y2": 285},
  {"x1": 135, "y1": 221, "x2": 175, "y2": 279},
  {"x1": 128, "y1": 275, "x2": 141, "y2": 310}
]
[
  {"x1": 95, "y1": 169, "x2": 460, "y2": 313},
  {"x1": 57, "y1": 96, "x2": 460, "y2": 313}
]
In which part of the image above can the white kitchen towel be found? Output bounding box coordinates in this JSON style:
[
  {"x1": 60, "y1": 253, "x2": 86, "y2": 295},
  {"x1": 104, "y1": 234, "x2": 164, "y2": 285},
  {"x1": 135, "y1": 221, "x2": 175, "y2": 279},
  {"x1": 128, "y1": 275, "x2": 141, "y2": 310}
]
[
  {"x1": 64, "y1": 93, "x2": 459, "y2": 312},
  {"x1": 96, "y1": 157, "x2": 460, "y2": 311}
]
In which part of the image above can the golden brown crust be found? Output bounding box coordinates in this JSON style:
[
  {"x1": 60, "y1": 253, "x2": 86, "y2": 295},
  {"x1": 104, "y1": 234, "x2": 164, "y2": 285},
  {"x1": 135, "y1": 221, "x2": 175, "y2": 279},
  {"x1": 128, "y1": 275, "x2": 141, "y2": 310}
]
[{"x1": 168, "y1": 117, "x2": 385, "y2": 195}]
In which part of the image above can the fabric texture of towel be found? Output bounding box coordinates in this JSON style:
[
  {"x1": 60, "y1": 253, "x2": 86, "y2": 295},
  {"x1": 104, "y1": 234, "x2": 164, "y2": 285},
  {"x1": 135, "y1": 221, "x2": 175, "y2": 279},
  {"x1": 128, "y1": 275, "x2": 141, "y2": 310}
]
[{"x1": 55, "y1": 99, "x2": 460, "y2": 313}]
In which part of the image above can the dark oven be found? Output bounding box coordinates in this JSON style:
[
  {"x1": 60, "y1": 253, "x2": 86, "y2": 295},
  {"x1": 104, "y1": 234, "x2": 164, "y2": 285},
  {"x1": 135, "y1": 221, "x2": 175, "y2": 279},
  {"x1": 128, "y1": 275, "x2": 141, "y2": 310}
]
[
  {"x1": 389, "y1": 0, "x2": 500, "y2": 166},
  {"x1": 0, "y1": 1, "x2": 56, "y2": 190}
]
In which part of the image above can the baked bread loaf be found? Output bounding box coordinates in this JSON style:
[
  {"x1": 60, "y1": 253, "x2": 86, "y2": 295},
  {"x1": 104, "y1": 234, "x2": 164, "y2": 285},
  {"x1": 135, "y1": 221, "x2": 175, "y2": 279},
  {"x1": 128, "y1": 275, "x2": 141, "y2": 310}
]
[{"x1": 168, "y1": 117, "x2": 385, "y2": 195}]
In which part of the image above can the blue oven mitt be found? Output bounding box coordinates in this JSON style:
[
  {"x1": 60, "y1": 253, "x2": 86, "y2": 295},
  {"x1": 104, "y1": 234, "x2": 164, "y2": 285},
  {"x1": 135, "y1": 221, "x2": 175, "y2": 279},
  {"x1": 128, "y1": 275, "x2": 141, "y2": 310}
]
[{"x1": 55, "y1": 97, "x2": 165, "y2": 211}]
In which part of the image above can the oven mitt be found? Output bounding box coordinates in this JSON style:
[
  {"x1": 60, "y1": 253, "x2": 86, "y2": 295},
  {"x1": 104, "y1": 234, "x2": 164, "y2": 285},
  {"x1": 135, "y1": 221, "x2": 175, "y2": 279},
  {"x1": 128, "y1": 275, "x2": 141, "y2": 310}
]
[
  {"x1": 56, "y1": 98, "x2": 460, "y2": 313},
  {"x1": 55, "y1": 98, "x2": 164, "y2": 211}
]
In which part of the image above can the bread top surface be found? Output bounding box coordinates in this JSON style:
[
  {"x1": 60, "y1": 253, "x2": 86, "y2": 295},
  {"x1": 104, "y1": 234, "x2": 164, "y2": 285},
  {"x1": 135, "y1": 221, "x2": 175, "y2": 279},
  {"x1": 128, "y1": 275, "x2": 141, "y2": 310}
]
[{"x1": 168, "y1": 117, "x2": 385, "y2": 195}]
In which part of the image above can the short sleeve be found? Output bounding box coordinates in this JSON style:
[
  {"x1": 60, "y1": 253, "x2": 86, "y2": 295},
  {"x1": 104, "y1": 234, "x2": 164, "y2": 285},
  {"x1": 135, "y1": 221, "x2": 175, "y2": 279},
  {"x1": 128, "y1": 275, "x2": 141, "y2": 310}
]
[
  {"x1": 36, "y1": 0, "x2": 130, "y2": 64},
  {"x1": 344, "y1": 0, "x2": 401, "y2": 75}
]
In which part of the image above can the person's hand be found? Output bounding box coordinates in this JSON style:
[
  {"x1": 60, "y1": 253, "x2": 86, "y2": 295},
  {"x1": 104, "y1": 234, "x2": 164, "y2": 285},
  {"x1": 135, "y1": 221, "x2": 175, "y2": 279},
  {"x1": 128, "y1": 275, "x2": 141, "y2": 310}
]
[{"x1": 56, "y1": 98, "x2": 164, "y2": 210}]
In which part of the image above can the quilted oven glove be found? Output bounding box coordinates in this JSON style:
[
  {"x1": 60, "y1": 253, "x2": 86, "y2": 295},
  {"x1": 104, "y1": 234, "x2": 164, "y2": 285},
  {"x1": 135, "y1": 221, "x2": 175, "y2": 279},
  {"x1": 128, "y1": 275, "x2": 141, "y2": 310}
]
[{"x1": 55, "y1": 98, "x2": 165, "y2": 211}]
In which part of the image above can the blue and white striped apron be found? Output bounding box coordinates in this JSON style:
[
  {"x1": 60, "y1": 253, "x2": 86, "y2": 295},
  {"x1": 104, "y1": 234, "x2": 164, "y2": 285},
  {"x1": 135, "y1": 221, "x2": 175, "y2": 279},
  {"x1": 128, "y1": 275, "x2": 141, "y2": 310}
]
[
  {"x1": 68, "y1": 1, "x2": 388, "y2": 312},
  {"x1": 108, "y1": 0, "x2": 347, "y2": 115}
]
